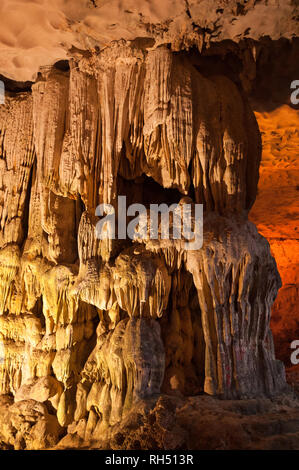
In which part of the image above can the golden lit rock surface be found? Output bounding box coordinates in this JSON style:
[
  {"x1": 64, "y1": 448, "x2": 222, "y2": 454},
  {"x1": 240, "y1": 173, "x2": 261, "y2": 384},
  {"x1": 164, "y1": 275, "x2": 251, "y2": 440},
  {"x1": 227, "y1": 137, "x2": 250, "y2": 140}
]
[
  {"x1": 0, "y1": 2, "x2": 298, "y2": 450},
  {"x1": 0, "y1": 42, "x2": 291, "y2": 449}
]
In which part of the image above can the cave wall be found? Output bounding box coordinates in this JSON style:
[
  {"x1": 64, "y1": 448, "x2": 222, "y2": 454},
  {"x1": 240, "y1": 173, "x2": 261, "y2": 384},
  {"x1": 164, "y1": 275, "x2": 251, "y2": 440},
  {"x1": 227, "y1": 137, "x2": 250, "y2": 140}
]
[{"x1": 247, "y1": 38, "x2": 299, "y2": 367}]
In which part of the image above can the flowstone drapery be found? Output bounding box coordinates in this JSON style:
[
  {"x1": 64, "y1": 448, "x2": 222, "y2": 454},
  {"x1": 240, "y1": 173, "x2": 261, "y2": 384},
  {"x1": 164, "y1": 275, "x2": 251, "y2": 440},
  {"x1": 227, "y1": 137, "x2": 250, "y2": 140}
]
[{"x1": 0, "y1": 43, "x2": 285, "y2": 449}]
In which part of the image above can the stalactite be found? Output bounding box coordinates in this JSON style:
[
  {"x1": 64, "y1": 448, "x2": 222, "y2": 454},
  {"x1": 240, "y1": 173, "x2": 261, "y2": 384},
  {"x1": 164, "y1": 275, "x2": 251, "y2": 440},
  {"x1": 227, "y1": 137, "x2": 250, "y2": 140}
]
[{"x1": 0, "y1": 41, "x2": 286, "y2": 449}]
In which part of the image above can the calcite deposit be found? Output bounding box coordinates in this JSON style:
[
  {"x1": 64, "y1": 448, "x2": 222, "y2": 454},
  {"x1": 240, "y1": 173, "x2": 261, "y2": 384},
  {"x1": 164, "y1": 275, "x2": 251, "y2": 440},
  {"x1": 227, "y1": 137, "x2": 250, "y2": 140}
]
[
  {"x1": 0, "y1": 41, "x2": 288, "y2": 449},
  {"x1": 0, "y1": 0, "x2": 298, "y2": 451}
]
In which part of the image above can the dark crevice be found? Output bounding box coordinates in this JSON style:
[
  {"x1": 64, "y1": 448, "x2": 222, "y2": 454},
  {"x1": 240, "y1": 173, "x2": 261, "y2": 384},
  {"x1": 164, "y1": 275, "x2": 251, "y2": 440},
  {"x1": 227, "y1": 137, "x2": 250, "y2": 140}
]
[
  {"x1": 21, "y1": 158, "x2": 35, "y2": 249},
  {"x1": 0, "y1": 74, "x2": 33, "y2": 93},
  {"x1": 184, "y1": 0, "x2": 192, "y2": 18},
  {"x1": 187, "y1": 160, "x2": 196, "y2": 202},
  {"x1": 117, "y1": 174, "x2": 183, "y2": 208},
  {"x1": 53, "y1": 60, "x2": 70, "y2": 72},
  {"x1": 141, "y1": 175, "x2": 183, "y2": 208}
]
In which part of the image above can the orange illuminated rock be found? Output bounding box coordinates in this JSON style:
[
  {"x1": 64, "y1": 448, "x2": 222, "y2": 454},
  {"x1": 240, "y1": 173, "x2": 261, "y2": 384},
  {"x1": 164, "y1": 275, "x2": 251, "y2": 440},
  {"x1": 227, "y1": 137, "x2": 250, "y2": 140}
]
[{"x1": 250, "y1": 105, "x2": 299, "y2": 366}]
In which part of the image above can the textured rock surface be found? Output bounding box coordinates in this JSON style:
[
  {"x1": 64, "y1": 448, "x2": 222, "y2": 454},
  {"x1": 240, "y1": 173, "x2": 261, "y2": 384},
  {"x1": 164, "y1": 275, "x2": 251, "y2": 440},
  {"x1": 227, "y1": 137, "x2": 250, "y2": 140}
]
[
  {"x1": 0, "y1": 41, "x2": 289, "y2": 449},
  {"x1": 66, "y1": 392, "x2": 299, "y2": 450},
  {"x1": 0, "y1": 0, "x2": 298, "y2": 82},
  {"x1": 0, "y1": 2, "x2": 298, "y2": 450}
]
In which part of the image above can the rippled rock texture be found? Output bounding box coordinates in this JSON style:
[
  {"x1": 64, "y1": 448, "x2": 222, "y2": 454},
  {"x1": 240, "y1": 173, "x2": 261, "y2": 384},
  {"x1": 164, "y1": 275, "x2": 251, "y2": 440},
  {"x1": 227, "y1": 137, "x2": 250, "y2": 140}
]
[{"x1": 0, "y1": 43, "x2": 287, "y2": 449}]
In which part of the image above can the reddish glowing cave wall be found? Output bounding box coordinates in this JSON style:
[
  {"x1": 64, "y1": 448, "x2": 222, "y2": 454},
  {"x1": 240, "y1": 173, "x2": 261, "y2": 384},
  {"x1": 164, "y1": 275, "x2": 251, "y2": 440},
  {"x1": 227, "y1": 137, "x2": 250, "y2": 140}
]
[{"x1": 250, "y1": 105, "x2": 299, "y2": 367}]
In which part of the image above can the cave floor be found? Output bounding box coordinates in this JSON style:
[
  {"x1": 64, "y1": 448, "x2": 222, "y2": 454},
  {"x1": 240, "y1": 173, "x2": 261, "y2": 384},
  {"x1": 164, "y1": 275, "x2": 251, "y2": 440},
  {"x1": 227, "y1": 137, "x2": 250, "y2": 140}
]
[{"x1": 50, "y1": 368, "x2": 299, "y2": 451}]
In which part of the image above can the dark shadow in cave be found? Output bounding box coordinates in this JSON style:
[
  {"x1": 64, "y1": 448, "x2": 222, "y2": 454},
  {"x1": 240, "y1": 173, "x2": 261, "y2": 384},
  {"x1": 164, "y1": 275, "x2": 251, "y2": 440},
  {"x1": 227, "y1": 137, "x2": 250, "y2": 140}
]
[{"x1": 117, "y1": 173, "x2": 184, "y2": 208}]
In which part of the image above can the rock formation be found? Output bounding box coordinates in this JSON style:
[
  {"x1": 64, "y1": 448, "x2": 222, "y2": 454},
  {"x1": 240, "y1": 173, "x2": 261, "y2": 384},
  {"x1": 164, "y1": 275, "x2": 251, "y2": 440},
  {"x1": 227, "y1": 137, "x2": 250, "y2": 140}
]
[{"x1": 0, "y1": 39, "x2": 289, "y2": 449}]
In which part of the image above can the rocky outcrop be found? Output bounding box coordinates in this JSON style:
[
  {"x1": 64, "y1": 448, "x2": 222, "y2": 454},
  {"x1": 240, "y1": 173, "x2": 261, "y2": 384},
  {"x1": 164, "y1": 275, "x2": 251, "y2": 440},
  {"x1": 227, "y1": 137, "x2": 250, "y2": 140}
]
[{"x1": 0, "y1": 41, "x2": 289, "y2": 449}]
